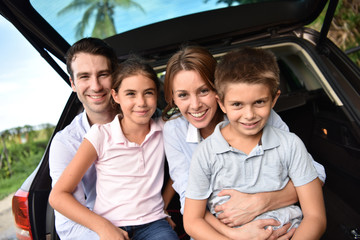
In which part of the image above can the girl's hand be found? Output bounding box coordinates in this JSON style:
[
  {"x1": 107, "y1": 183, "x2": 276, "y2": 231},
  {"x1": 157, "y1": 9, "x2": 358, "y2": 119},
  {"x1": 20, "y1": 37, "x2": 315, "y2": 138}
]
[
  {"x1": 164, "y1": 210, "x2": 176, "y2": 229},
  {"x1": 215, "y1": 189, "x2": 266, "y2": 227},
  {"x1": 98, "y1": 223, "x2": 130, "y2": 240}
]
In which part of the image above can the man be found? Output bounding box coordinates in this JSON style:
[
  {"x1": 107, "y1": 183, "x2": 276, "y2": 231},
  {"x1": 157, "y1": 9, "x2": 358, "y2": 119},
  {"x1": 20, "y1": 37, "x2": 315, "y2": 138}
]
[{"x1": 49, "y1": 37, "x2": 118, "y2": 239}]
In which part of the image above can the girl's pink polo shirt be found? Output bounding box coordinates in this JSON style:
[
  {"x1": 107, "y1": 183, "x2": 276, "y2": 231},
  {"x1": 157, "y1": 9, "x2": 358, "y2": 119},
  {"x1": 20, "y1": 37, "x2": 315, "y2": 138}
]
[{"x1": 85, "y1": 114, "x2": 168, "y2": 227}]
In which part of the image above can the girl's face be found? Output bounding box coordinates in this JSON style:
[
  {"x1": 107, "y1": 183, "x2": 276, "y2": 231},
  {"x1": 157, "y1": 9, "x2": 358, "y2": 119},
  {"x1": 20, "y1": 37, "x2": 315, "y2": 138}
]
[
  {"x1": 112, "y1": 74, "x2": 157, "y2": 128},
  {"x1": 172, "y1": 70, "x2": 218, "y2": 130}
]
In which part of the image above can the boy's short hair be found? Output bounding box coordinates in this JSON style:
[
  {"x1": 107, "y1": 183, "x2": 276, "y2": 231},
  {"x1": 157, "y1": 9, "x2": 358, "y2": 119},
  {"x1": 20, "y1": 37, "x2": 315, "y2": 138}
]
[
  {"x1": 65, "y1": 37, "x2": 118, "y2": 79},
  {"x1": 215, "y1": 47, "x2": 280, "y2": 102}
]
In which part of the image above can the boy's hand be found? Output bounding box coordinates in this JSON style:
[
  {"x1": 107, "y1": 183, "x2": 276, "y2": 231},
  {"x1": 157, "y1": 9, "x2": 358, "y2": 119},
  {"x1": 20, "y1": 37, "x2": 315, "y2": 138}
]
[
  {"x1": 266, "y1": 223, "x2": 296, "y2": 240},
  {"x1": 215, "y1": 189, "x2": 267, "y2": 227},
  {"x1": 228, "y1": 219, "x2": 277, "y2": 240}
]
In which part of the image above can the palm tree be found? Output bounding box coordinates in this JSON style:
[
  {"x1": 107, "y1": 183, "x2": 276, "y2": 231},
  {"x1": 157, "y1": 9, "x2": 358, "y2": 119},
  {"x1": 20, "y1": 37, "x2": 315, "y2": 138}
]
[{"x1": 58, "y1": 0, "x2": 145, "y2": 40}]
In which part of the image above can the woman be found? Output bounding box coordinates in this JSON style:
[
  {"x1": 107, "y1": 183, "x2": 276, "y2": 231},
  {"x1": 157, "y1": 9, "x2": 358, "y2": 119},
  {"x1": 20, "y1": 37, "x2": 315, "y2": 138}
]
[{"x1": 162, "y1": 45, "x2": 326, "y2": 239}]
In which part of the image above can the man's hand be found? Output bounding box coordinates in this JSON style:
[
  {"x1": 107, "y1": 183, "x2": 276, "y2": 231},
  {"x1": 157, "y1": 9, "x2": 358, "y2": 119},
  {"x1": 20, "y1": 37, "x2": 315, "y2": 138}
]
[{"x1": 214, "y1": 189, "x2": 268, "y2": 227}]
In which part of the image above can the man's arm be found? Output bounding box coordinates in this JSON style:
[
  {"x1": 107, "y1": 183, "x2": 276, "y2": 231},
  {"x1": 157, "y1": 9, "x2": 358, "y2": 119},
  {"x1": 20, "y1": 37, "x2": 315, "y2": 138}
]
[{"x1": 215, "y1": 180, "x2": 297, "y2": 227}]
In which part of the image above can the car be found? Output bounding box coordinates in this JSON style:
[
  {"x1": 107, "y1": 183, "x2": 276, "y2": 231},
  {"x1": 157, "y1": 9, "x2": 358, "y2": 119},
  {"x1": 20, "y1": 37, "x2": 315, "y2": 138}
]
[{"x1": 1, "y1": 0, "x2": 359, "y2": 239}]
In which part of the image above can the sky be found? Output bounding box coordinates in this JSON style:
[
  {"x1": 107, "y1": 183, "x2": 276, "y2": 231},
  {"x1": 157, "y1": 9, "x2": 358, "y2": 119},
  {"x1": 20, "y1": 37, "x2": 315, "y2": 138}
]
[{"x1": 0, "y1": 16, "x2": 71, "y2": 133}]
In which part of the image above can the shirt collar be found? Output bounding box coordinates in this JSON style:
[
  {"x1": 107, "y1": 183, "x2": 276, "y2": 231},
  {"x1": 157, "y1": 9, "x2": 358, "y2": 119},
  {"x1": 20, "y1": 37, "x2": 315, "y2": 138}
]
[
  {"x1": 186, "y1": 122, "x2": 202, "y2": 143},
  {"x1": 82, "y1": 110, "x2": 91, "y2": 132},
  {"x1": 213, "y1": 122, "x2": 280, "y2": 154},
  {"x1": 111, "y1": 115, "x2": 164, "y2": 144}
]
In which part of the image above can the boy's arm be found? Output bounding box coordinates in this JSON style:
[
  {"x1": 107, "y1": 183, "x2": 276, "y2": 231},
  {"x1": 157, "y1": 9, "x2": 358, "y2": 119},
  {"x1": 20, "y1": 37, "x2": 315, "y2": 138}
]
[
  {"x1": 184, "y1": 198, "x2": 230, "y2": 240},
  {"x1": 292, "y1": 178, "x2": 326, "y2": 240},
  {"x1": 49, "y1": 139, "x2": 129, "y2": 240},
  {"x1": 215, "y1": 180, "x2": 298, "y2": 226}
]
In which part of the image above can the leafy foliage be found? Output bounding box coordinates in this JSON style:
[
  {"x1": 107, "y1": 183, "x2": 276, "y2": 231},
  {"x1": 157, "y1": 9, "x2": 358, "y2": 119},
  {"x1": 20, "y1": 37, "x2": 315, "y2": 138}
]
[
  {"x1": 0, "y1": 126, "x2": 54, "y2": 200},
  {"x1": 58, "y1": 0, "x2": 145, "y2": 39}
]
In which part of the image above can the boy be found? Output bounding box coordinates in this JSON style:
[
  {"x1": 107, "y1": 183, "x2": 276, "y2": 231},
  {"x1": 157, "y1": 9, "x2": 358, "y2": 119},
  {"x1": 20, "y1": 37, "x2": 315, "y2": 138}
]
[{"x1": 183, "y1": 47, "x2": 326, "y2": 240}]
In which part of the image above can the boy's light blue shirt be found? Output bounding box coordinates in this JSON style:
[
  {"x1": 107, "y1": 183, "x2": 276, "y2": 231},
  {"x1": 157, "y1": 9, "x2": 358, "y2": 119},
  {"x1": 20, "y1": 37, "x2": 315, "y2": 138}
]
[{"x1": 185, "y1": 122, "x2": 318, "y2": 214}]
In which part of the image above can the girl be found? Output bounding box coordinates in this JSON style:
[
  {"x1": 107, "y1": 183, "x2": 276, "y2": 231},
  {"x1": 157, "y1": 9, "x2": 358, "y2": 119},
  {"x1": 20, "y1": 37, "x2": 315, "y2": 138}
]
[
  {"x1": 162, "y1": 45, "x2": 326, "y2": 239},
  {"x1": 50, "y1": 57, "x2": 179, "y2": 240}
]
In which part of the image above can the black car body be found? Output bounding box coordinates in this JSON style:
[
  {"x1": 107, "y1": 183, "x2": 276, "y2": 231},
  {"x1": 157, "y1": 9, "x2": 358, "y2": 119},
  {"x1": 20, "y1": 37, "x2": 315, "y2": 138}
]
[{"x1": 1, "y1": 0, "x2": 359, "y2": 239}]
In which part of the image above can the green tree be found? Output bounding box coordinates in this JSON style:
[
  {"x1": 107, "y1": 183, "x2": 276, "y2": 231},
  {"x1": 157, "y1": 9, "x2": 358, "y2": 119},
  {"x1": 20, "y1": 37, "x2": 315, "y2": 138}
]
[{"x1": 58, "y1": 0, "x2": 144, "y2": 40}]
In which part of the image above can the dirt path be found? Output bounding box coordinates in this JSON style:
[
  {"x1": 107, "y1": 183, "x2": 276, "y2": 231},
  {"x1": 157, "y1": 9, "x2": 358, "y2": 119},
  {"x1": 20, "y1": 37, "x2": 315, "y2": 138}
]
[{"x1": 0, "y1": 193, "x2": 16, "y2": 240}]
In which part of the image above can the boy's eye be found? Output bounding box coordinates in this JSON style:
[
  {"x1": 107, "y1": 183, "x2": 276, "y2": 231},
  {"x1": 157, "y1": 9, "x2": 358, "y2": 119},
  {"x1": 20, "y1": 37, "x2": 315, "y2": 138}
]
[{"x1": 255, "y1": 100, "x2": 266, "y2": 105}]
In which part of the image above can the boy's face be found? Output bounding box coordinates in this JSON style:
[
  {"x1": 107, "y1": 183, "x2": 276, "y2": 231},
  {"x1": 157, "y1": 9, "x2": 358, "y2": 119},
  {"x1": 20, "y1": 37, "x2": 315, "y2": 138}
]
[{"x1": 217, "y1": 82, "x2": 279, "y2": 139}]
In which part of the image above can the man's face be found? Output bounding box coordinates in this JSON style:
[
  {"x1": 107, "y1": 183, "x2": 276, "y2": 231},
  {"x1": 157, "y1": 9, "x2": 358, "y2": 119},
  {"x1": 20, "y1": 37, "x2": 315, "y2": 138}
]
[{"x1": 70, "y1": 53, "x2": 113, "y2": 123}]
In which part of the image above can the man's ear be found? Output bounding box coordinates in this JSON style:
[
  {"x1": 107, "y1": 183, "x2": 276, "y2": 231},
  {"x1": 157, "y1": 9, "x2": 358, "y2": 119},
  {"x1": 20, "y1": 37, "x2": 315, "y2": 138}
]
[
  {"x1": 70, "y1": 77, "x2": 76, "y2": 92},
  {"x1": 271, "y1": 90, "x2": 281, "y2": 108},
  {"x1": 216, "y1": 95, "x2": 226, "y2": 114}
]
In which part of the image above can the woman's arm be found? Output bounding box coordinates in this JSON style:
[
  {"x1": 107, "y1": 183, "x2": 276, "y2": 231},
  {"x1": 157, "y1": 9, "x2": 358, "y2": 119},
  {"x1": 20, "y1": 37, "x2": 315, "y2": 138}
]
[
  {"x1": 215, "y1": 180, "x2": 298, "y2": 226},
  {"x1": 292, "y1": 178, "x2": 326, "y2": 240},
  {"x1": 49, "y1": 139, "x2": 129, "y2": 240}
]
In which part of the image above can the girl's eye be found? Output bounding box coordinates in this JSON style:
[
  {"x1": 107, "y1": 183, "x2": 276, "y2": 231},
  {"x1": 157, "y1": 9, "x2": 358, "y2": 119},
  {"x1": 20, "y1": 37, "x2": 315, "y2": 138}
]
[
  {"x1": 126, "y1": 92, "x2": 135, "y2": 96},
  {"x1": 232, "y1": 102, "x2": 242, "y2": 107},
  {"x1": 145, "y1": 91, "x2": 155, "y2": 95}
]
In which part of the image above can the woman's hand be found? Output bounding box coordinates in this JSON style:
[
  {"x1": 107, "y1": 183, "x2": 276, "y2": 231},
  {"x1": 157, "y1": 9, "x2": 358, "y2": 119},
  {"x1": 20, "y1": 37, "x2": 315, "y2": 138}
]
[{"x1": 214, "y1": 189, "x2": 268, "y2": 227}]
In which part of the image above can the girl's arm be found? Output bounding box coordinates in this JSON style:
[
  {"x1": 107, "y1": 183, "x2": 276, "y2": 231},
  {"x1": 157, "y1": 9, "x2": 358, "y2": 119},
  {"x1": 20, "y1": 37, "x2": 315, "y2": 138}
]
[
  {"x1": 215, "y1": 180, "x2": 298, "y2": 227},
  {"x1": 162, "y1": 179, "x2": 176, "y2": 228},
  {"x1": 184, "y1": 198, "x2": 230, "y2": 240},
  {"x1": 49, "y1": 139, "x2": 129, "y2": 240},
  {"x1": 292, "y1": 178, "x2": 326, "y2": 240}
]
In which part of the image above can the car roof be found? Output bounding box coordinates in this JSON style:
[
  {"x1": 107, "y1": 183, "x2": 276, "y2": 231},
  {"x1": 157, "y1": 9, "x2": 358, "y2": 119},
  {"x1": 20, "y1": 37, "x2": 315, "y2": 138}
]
[{"x1": 0, "y1": 0, "x2": 329, "y2": 82}]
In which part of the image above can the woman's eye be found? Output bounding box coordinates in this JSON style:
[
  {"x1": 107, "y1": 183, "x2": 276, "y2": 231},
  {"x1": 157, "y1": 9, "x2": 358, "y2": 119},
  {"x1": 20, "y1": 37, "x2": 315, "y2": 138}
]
[
  {"x1": 177, "y1": 93, "x2": 187, "y2": 98},
  {"x1": 200, "y1": 88, "x2": 209, "y2": 95}
]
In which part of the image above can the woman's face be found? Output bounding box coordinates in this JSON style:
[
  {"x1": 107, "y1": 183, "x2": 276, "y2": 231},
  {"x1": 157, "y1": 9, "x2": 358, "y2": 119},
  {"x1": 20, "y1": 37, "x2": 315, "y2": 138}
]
[{"x1": 172, "y1": 70, "x2": 218, "y2": 130}]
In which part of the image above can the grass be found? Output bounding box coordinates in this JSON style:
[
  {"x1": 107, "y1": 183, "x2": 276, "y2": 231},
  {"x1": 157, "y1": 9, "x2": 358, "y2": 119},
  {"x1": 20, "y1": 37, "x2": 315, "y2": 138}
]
[{"x1": 0, "y1": 142, "x2": 46, "y2": 200}]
